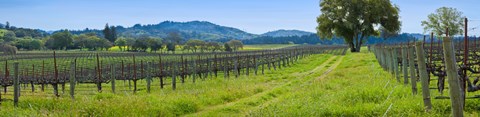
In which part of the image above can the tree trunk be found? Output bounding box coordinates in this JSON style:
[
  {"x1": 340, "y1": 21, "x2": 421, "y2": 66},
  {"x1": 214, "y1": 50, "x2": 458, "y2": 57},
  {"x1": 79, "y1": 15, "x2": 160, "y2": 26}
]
[
  {"x1": 354, "y1": 43, "x2": 362, "y2": 52},
  {"x1": 350, "y1": 34, "x2": 364, "y2": 53},
  {"x1": 350, "y1": 44, "x2": 361, "y2": 52},
  {"x1": 349, "y1": 42, "x2": 356, "y2": 52}
]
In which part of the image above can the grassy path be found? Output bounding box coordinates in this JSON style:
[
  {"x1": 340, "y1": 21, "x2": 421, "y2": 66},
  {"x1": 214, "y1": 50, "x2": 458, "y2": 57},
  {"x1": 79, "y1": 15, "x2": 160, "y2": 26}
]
[
  {"x1": 186, "y1": 56, "x2": 342, "y2": 116},
  {"x1": 245, "y1": 50, "x2": 480, "y2": 116}
]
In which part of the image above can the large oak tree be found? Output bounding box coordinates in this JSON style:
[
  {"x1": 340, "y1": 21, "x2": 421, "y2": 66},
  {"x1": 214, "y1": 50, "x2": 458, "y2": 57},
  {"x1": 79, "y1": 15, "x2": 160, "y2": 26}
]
[{"x1": 317, "y1": 0, "x2": 401, "y2": 52}]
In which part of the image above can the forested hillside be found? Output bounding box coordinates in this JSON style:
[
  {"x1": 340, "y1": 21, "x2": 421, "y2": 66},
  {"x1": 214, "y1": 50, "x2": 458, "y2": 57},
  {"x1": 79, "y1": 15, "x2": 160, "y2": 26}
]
[{"x1": 69, "y1": 21, "x2": 257, "y2": 40}]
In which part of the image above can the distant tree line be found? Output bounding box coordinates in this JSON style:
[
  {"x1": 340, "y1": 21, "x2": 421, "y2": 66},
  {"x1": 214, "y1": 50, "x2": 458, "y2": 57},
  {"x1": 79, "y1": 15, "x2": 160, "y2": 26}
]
[
  {"x1": 0, "y1": 22, "x2": 245, "y2": 54},
  {"x1": 242, "y1": 34, "x2": 345, "y2": 45},
  {"x1": 241, "y1": 34, "x2": 419, "y2": 45}
]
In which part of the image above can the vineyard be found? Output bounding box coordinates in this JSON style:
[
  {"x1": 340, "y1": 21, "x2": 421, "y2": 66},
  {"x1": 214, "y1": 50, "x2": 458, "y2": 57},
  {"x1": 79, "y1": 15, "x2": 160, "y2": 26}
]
[
  {"x1": 372, "y1": 23, "x2": 480, "y2": 116},
  {"x1": 0, "y1": 45, "x2": 347, "y2": 106}
]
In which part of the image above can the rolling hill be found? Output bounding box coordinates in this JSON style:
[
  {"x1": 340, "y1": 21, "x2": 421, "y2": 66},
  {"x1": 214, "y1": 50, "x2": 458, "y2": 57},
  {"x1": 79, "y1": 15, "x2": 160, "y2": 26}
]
[
  {"x1": 69, "y1": 21, "x2": 321, "y2": 41},
  {"x1": 261, "y1": 29, "x2": 314, "y2": 37},
  {"x1": 70, "y1": 21, "x2": 258, "y2": 40}
]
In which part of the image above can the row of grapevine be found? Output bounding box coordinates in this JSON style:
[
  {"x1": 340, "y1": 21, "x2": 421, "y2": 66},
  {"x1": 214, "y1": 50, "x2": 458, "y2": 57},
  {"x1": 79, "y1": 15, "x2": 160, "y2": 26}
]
[
  {"x1": 371, "y1": 30, "x2": 480, "y2": 116},
  {"x1": 0, "y1": 45, "x2": 348, "y2": 106}
]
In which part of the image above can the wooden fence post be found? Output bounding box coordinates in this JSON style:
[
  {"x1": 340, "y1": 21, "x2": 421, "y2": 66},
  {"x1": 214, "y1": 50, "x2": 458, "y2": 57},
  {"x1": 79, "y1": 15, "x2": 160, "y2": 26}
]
[
  {"x1": 193, "y1": 59, "x2": 196, "y2": 83},
  {"x1": 254, "y1": 55, "x2": 258, "y2": 75},
  {"x1": 96, "y1": 54, "x2": 102, "y2": 92},
  {"x1": 408, "y1": 46, "x2": 417, "y2": 95},
  {"x1": 377, "y1": 48, "x2": 383, "y2": 69},
  {"x1": 380, "y1": 47, "x2": 386, "y2": 70},
  {"x1": 385, "y1": 48, "x2": 391, "y2": 73},
  {"x1": 41, "y1": 60, "x2": 45, "y2": 92},
  {"x1": 31, "y1": 64, "x2": 35, "y2": 92},
  {"x1": 442, "y1": 37, "x2": 463, "y2": 117},
  {"x1": 180, "y1": 56, "x2": 185, "y2": 83},
  {"x1": 69, "y1": 61, "x2": 76, "y2": 100},
  {"x1": 133, "y1": 55, "x2": 137, "y2": 93},
  {"x1": 146, "y1": 62, "x2": 151, "y2": 93},
  {"x1": 223, "y1": 57, "x2": 227, "y2": 79},
  {"x1": 53, "y1": 51, "x2": 59, "y2": 97},
  {"x1": 262, "y1": 53, "x2": 265, "y2": 75},
  {"x1": 401, "y1": 46, "x2": 409, "y2": 84},
  {"x1": 172, "y1": 63, "x2": 176, "y2": 90},
  {"x1": 159, "y1": 56, "x2": 164, "y2": 89},
  {"x1": 234, "y1": 56, "x2": 238, "y2": 78},
  {"x1": 392, "y1": 48, "x2": 400, "y2": 82},
  {"x1": 384, "y1": 47, "x2": 389, "y2": 70},
  {"x1": 415, "y1": 42, "x2": 433, "y2": 111},
  {"x1": 111, "y1": 64, "x2": 116, "y2": 94},
  {"x1": 13, "y1": 62, "x2": 19, "y2": 107},
  {"x1": 214, "y1": 54, "x2": 218, "y2": 77},
  {"x1": 387, "y1": 48, "x2": 392, "y2": 71},
  {"x1": 208, "y1": 59, "x2": 213, "y2": 78},
  {"x1": 246, "y1": 55, "x2": 250, "y2": 76}
]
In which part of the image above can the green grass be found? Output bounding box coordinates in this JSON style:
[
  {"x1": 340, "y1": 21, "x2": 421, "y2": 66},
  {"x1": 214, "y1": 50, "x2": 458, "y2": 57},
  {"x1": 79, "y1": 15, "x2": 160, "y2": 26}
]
[
  {"x1": 0, "y1": 53, "x2": 333, "y2": 116},
  {"x1": 2, "y1": 47, "x2": 479, "y2": 116},
  {"x1": 245, "y1": 49, "x2": 480, "y2": 116}
]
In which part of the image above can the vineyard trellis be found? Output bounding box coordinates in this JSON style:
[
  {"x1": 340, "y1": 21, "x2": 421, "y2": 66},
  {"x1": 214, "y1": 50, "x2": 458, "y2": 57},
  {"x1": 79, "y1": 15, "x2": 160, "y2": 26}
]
[
  {"x1": 0, "y1": 45, "x2": 348, "y2": 106},
  {"x1": 371, "y1": 18, "x2": 480, "y2": 117}
]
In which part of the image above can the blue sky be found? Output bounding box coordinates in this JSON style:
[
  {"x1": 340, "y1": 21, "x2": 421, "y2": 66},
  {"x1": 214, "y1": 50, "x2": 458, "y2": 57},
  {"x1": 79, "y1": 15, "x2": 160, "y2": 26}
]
[{"x1": 1, "y1": 0, "x2": 480, "y2": 35}]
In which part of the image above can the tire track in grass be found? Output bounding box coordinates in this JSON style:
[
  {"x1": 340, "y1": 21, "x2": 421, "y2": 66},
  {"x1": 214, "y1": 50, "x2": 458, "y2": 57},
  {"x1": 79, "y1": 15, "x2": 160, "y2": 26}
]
[
  {"x1": 314, "y1": 56, "x2": 344, "y2": 81},
  {"x1": 244, "y1": 56, "x2": 344, "y2": 116},
  {"x1": 184, "y1": 56, "x2": 340, "y2": 117}
]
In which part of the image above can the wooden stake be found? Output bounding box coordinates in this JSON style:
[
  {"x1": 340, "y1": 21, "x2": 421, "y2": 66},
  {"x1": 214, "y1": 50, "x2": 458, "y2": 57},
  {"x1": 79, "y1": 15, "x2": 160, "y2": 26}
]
[
  {"x1": 172, "y1": 63, "x2": 176, "y2": 90},
  {"x1": 146, "y1": 62, "x2": 151, "y2": 93},
  {"x1": 13, "y1": 62, "x2": 19, "y2": 107},
  {"x1": 111, "y1": 64, "x2": 116, "y2": 94},
  {"x1": 133, "y1": 54, "x2": 137, "y2": 93},
  {"x1": 408, "y1": 46, "x2": 417, "y2": 95},
  {"x1": 401, "y1": 46, "x2": 409, "y2": 84},
  {"x1": 96, "y1": 53, "x2": 102, "y2": 92},
  {"x1": 70, "y1": 60, "x2": 76, "y2": 100},
  {"x1": 442, "y1": 37, "x2": 464, "y2": 117},
  {"x1": 415, "y1": 42, "x2": 432, "y2": 112},
  {"x1": 53, "y1": 51, "x2": 59, "y2": 97},
  {"x1": 193, "y1": 59, "x2": 196, "y2": 83}
]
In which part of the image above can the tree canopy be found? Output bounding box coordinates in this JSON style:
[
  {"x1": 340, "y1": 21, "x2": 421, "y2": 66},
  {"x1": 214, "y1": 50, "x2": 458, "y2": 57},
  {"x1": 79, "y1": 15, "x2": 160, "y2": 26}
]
[
  {"x1": 46, "y1": 30, "x2": 73, "y2": 50},
  {"x1": 224, "y1": 43, "x2": 232, "y2": 52},
  {"x1": 114, "y1": 37, "x2": 127, "y2": 51},
  {"x1": 316, "y1": 0, "x2": 401, "y2": 52},
  {"x1": 103, "y1": 24, "x2": 117, "y2": 43},
  {"x1": 73, "y1": 33, "x2": 112, "y2": 50},
  {"x1": 421, "y1": 7, "x2": 465, "y2": 36},
  {"x1": 147, "y1": 37, "x2": 163, "y2": 52},
  {"x1": 14, "y1": 37, "x2": 42, "y2": 50},
  {"x1": 206, "y1": 42, "x2": 221, "y2": 52},
  {"x1": 184, "y1": 39, "x2": 206, "y2": 52},
  {"x1": 166, "y1": 32, "x2": 183, "y2": 45},
  {"x1": 227, "y1": 39, "x2": 243, "y2": 51}
]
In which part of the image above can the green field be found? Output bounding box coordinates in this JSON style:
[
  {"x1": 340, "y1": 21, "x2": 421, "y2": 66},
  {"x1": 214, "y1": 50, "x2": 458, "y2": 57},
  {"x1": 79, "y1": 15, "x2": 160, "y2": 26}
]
[{"x1": 1, "y1": 48, "x2": 479, "y2": 116}]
